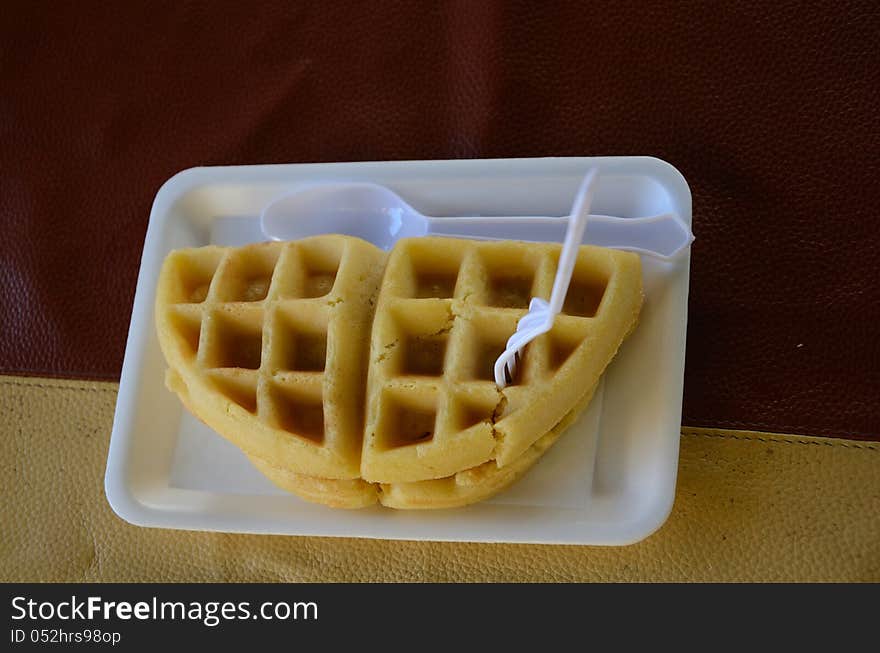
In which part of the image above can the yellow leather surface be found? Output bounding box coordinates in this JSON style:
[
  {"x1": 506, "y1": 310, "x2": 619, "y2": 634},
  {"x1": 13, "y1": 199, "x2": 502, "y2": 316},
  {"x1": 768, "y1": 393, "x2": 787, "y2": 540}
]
[{"x1": 2, "y1": 375, "x2": 878, "y2": 582}]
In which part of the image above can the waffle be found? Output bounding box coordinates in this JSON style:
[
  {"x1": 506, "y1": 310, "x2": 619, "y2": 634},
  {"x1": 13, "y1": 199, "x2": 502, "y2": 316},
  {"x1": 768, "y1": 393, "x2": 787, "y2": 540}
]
[
  {"x1": 360, "y1": 237, "x2": 643, "y2": 487},
  {"x1": 156, "y1": 235, "x2": 643, "y2": 509},
  {"x1": 155, "y1": 236, "x2": 386, "y2": 480}
]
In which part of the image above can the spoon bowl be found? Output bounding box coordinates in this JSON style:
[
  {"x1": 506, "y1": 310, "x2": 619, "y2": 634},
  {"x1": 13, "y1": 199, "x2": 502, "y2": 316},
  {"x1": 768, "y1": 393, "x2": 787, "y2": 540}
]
[{"x1": 261, "y1": 183, "x2": 428, "y2": 250}]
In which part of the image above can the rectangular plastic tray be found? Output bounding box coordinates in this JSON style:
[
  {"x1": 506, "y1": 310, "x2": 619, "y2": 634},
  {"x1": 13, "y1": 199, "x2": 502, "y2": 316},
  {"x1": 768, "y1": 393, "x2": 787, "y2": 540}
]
[{"x1": 105, "y1": 156, "x2": 691, "y2": 545}]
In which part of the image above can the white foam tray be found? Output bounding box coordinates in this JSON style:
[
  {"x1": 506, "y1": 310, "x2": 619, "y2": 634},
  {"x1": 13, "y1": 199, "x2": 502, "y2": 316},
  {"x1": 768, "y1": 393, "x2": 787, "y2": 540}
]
[{"x1": 105, "y1": 156, "x2": 691, "y2": 545}]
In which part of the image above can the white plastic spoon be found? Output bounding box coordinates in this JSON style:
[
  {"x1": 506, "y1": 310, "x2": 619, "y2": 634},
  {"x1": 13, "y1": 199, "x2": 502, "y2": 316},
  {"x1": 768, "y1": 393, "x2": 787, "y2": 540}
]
[{"x1": 260, "y1": 182, "x2": 693, "y2": 259}]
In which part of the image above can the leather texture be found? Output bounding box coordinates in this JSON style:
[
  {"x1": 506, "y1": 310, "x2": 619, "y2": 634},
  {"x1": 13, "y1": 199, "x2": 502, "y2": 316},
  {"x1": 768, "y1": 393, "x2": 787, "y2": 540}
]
[
  {"x1": 1, "y1": 2, "x2": 878, "y2": 441},
  {"x1": 2, "y1": 376, "x2": 878, "y2": 582}
]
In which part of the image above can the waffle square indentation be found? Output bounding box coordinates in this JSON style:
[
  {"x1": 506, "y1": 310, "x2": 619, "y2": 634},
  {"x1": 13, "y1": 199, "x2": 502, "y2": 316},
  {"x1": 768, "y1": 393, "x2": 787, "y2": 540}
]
[
  {"x1": 401, "y1": 334, "x2": 448, "y2": 376},
  {"x1": 561, "y1": 260, "x2": 609, "y2": 317},
  {"x1": 209, "y1": 371, "x2": 258, "y2": 414},
  {"x1": 476, "y1": 246, "x2": 543, "y2": 309},
  {"x1": 377, "y1": 301, "x2": 452, "y2": 378},
  {"x1": 167, "y1": 307, "x2": 203, "y2": 358},
  {"x1": 449, "y1": 393, "x2": 496, "y2": 431},
  {"x1": 375, "y1": 390, "x2": 438, "y2": 449},
  {"x1": 169, "y1": 249, "x2": 224, "y2": 304},
  {"x1": 415, "y1": 272, "x2": 458, "y2": 299},
  {"x1": 299, "y1": 241, "x2": 342, "y2": 298},
  {"x1": 395, "y1": 240, "x2": 464, "y2": 298},
  {"x1": 215, "y1": 244, "x2": 283, "y2": 303},
  {"x1": 203, "y1": 310, "x2": 264, "y2": 370},
  {"x1": 267, "y1": 382, "x2": 325, "y2": 444},
  {"x1": 271, "y1": 306, "x2": 329, "y2": 373},
  {"x1": 549, "y1": 332, "x2": 581, "y2": 371}
]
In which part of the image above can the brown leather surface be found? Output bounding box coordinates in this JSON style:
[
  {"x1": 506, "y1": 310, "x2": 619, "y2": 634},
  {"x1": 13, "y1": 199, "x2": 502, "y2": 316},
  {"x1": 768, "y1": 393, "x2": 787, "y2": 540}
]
[
  {"x1": 2, "y1": 376, "x2": 879, "y2": 582},
  {"x1": 2, "y1": 2, "x2": 878, "y2": 440}
]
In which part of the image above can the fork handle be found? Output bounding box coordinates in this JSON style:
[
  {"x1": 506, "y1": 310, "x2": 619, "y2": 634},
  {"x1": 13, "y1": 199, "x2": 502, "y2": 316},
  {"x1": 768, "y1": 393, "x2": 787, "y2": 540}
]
[{"x1": 547, "y1": 170, "x2": 597, "y2": 315}]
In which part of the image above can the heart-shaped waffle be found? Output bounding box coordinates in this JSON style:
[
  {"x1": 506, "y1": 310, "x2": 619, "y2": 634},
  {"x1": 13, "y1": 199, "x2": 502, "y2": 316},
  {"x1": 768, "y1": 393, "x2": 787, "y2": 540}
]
[{"x1": 155, "y1": 235, "x2": 642, "y2": 509}]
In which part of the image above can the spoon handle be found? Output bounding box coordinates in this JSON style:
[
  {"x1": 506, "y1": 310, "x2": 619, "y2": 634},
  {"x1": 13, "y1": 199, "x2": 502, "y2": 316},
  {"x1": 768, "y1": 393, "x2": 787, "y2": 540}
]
[
  {"x1": 426, "y1": 215, "x2": 567, "y2": 242},
  {"x1": 424, "y1": 211, "x2": 693, "y2": 260}
]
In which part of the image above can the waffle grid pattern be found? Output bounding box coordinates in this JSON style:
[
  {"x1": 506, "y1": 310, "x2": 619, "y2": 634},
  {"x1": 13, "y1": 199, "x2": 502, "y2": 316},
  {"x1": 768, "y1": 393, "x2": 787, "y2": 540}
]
[
  {"x1": 162, "y1": 239, "x2": 362, "y2": 457},
  {"x1": 362, "y1": 238, "x2": 611, "y2": 483}
]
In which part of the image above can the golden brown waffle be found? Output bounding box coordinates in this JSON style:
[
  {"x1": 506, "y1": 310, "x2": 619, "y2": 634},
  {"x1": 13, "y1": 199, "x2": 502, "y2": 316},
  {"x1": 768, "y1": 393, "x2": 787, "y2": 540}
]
[
  {"x1": 360, "y1": 237, "x2": 643, "y2": 484},
  {"x1": 156, "y1": 235, "x2": 643, "y2": 509},
  {"x1": 155, "y1": 236, "x2": 386, "y2": 480}
]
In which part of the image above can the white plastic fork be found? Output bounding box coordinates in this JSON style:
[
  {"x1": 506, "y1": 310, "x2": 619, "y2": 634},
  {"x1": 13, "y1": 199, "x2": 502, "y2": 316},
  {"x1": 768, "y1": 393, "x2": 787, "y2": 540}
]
[{"x1": 494, "y1": 169, "x2": 599, "y2": 388}]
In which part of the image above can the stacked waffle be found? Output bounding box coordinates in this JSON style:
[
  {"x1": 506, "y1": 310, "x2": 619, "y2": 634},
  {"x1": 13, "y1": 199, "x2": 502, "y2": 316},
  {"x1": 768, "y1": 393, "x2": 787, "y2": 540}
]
[{"x1": 155, "y1": 235, "x2": 642, "y2": 509}]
